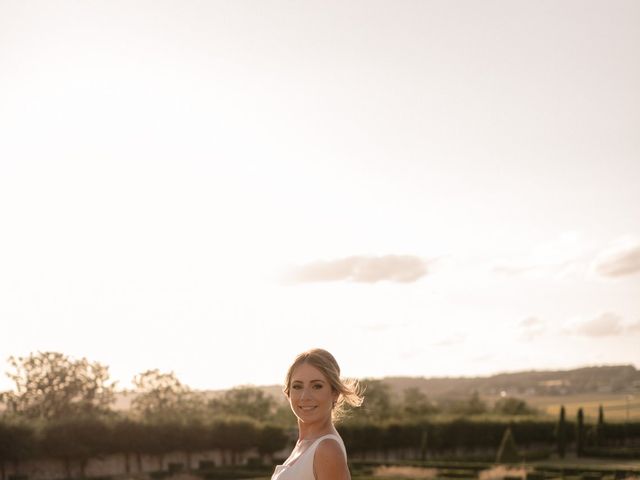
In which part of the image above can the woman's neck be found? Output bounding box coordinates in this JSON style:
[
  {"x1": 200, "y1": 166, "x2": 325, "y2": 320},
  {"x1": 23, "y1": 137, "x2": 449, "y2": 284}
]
[{"x1": 297, "y1": 419, "x2": 336, "y2": 442}]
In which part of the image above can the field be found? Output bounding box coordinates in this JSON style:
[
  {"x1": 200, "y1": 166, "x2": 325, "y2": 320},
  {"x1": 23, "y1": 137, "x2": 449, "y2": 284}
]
[{"x1": 515, "y1": 393, "x2": 640, "y2": 421}]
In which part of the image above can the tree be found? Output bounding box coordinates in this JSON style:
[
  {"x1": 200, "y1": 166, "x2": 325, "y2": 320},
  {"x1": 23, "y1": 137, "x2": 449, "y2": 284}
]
[
  {"x1": 270, "y1": 403, "x2": 297, "y2": 427},
  {"x1": 447, "y1": 391, "x2": 487, "y2": 415},
  {"x1": 209, "y1": 386, "x2": 277, "y2": 422},
  {"x1": 576, "y1": 407, "x2": 584, "y2": 457},
  {"x1": 142, "y1": 422, "x2": 183, "y2": 471},
  {"x1": 179, "y1": 421, "x2": 211, "y2": 469},
  {"x1": 111, "y1": 419, "x2": 152, "y2": 474},
  {"x1": 493, "y1": 397, "x2": 535, "y2": 416},
  {"x1": 496, "y1": 426, "x2": 520, "y2": 463},
  {"x1": 256, "y1": 425, "x2": 289, "y2": 464},
  {"x1": 0, "y1": 421, "x2": 35, "y2": 480},
  {"x1": 40, "y1": 416, "x2": 111, "y2": 478},
  {"x1": 596, "y1": 404, "x2": 605, "y2": 447},
  {"x1": 131, "y1": 370, "x2": 196, "y2": 421},
  {"x1": 210, "y1": 419, "x2": 259, "y2": 466},
  {"x1": 402, "y1": 388, "x2": 437, "y2": 418},
  {"x1": 357, "y1": 379, "x2": 393, "y2": 421},
  {"x1": 2, "y1": 352, "x2": 116, "y2": 420},
  {"x1": 556, "y1": 405, "x2": 566, "y2": 458}
]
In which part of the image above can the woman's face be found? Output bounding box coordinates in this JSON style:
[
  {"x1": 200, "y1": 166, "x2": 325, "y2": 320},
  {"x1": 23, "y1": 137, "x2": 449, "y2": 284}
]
[{"x1": 288, "y1": 362, "x2": 338, "y2": 425}]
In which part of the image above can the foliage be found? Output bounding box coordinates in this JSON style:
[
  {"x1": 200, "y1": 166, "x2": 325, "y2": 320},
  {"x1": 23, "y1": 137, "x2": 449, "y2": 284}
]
[
  {"x1": 209, "y1": 386, "x2": 277, "y2": 422},
  {"x1": 210, "y1": 418, "x2": 260, "y2": 465},
  {"x1": 555, "y1": 405, "x2": 566, "y2": 458},
  {"x1": 269, "y1": 403, "x2": 297, "y2": 428},
  {"x1": 352, "y1": 379, "x2": 394, "y2": 422},
  {"x1": 340, "y1": 417, "x2": 562, "y2": 456},
  {"x1": 493, "y1": 397, "x2": 535, "y2": 416},
  {"x1": 131, "y1": 369, "x2": 203, "y2": 421},
  {"x1": 446, "y1": 391, "x2": 488, "y2": 415},
  {"x1": 110, "y1": 418, "x2": 151, "y2": 456},
  {"x1": 576, "y1": 407, "x2": 585, "y2": 457},
  {"x1": 256, "y1": 424, "x2": 290, "y2": 459},
  {"x1": 1, "y1": 352, "x2": 116, "y2": 420},
  {"x1": 0, "y1": 420, "x2": 35, "y2": 478},
  {"x1": 403, "y1": 388, "x2": 438, "y2": 417},
  {"x1": 40, "y1": 416, "x2": 112, "y2": 477},
  {"x1": 495, "y1": 427, "x2": 520, "y2": 463}
]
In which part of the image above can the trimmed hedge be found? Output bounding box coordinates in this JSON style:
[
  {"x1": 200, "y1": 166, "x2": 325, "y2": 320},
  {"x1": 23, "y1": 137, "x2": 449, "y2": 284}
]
[
  {"x1": 1, "y1": 416, "x2": 640, "y2": 466},
  {"x1": 338, "y1": 419, "x2": 562, "y2": 454}
]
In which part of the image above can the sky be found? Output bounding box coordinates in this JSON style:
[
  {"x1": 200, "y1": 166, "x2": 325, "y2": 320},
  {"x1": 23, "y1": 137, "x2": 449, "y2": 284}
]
[{"x1": 1, "y1": 0, "x2": 639, "y2": 393}]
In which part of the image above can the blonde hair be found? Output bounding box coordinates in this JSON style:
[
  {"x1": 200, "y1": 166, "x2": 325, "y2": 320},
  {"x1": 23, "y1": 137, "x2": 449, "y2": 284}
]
[{"x1": 284, "y1": 348, "x2": 364, "y2": 422}]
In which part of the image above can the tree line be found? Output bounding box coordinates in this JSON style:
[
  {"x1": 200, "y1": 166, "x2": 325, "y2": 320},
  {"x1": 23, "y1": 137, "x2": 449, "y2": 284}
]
[
  {"x1": 0, "y1": 351, "x2": 538, "y2": 424},
  {"x1": 1, "y1": 351, "x2": 639, "y2": 479}
]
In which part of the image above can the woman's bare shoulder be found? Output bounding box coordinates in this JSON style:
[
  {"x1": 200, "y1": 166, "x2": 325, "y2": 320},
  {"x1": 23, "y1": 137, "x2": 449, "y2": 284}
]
[{"x1": 313, "y1": 438, "x2": 349, "y2": 480}]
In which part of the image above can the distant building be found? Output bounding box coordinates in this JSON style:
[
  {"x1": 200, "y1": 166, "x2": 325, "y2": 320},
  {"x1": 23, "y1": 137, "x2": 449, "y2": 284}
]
[{"x1": 538, "y1": 379, "x2": 571, "y2": 395}]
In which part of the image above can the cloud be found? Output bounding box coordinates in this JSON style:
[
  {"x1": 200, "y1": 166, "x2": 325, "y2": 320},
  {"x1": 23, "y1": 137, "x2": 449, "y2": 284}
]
[
  {"x1": 518, "y1": 316, "x2": 546, "y2": 340},
  {"x1": 493, "y1": 265, "x2": 536, "y2": 276},
  {"x1": 431, "y1": 333, "x2": 466, "y2": 347},
  {"x1": 568, "y1": 312, "x2": 640, "y2": 337},
  {"x1": 359, "y1": 321, "x2": 412, "y2": 332},
  {"x1": 628, "y1": 321, "x2": 640, "y2": 333},
  {"x1": 492, "y1": 232, "x2": 590, "y2": 279},
  {"x1": 519, "y1": 316, "x2": 543, "y2": 328},
  {"x1": 592, "y1": 237, "x2": 640, "y2": 278},
  {"x1": 284, "y1": 255, "x2": 429, "y2": 284}
]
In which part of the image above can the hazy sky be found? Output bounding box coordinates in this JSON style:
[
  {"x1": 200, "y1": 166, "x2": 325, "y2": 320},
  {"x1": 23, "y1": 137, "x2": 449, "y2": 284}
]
[{"x1": 1, "y1": 0, "x2": 639, "y2": 392}]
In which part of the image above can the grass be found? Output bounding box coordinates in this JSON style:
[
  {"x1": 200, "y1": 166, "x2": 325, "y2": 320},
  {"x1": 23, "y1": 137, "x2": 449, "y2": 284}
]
[{"x1": 349, "y1": 456, "x2": 640, "y2": 480}]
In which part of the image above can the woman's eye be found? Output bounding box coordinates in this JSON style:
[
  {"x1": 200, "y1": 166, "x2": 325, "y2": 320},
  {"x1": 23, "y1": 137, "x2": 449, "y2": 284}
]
[{"x1": 313, "y1": 384, "x2": 322, "y2": 389}]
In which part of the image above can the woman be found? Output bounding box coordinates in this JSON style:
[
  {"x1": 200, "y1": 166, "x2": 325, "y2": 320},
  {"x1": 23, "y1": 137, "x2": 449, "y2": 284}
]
[{"x1": 271, "y1": 348, "x2": 364, "y2": 480}]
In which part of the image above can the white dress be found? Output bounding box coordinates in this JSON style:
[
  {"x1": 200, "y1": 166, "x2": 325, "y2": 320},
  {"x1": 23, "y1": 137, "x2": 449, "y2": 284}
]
[{"x1": 271, "y1": 434, "x2": 347, "y2": 480}]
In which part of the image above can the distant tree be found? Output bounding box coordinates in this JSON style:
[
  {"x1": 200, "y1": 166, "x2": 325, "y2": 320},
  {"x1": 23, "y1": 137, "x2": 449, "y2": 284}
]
[
  {"x1": 496, "y1": 426, "x2": 520, "y2": 463},
  {"x1": 210, "y1": 419, "x2": 259, "y2": 466},
  {"x1": 466, "y1": 391, "x2": 488, "y2": 414},
  {"x1": 556, "y1": 405, "x2": 566, "y2": 458},
  {"x1": 131, "y1": 370, "x2": 202, "y2": 421},
  {"x1": 111, "y1": 419, "x2": 152, "y2": 473},
  {"x1": 270, "y1": 403, "x2": 297, "y2": 427},
  {"x1": 419, "y1": 428, "x2": 429, "y2": 461},
  {"x1": 179, "y1": 420, "x2": 210, "y2": 469},
  {"x1": 209, "y1": 386, "x2": 276, "y2": 422},
  {"x1": 143, "y1": 421, "x2": 183, "y2": 471},
  {"x1": 447, "y1": 391, "x2": 487, "y2": 415},
  {"x1": 402, "y1": 387, "x2": 437, "y2": 418},
  {"x1": 493, "y1": 397, "x2": 535, "y2": 416},
  {"x1": 40, "y1": 416, "x2": 111, "y2": 478},
  {"x1": 576, "y1": 407, "x2": 584, "y2": 457},
  {"x1": 596, "y1": 404, "x2": 605, "y2": 446},
  {"x1": 2, "y1": 352, "x2": 116, "y2": 420},
  {"x1": 598, "y1": 405, "x2": 604, "y2": 424},
  {"x1": 357, "y1": 379, "x2": 393, "y2": 421},
  {"x1": 256, "y1": 424, "x2": 289, "y2": 465},
  {"x1": 0, "y1": 421, "x2": 35, "y2": 480}
]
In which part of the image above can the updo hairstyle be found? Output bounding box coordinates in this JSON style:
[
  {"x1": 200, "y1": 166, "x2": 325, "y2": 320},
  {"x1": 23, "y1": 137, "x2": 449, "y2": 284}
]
[{"x1": 283, "y1": 348, "x2": 364, "y2": 422}]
